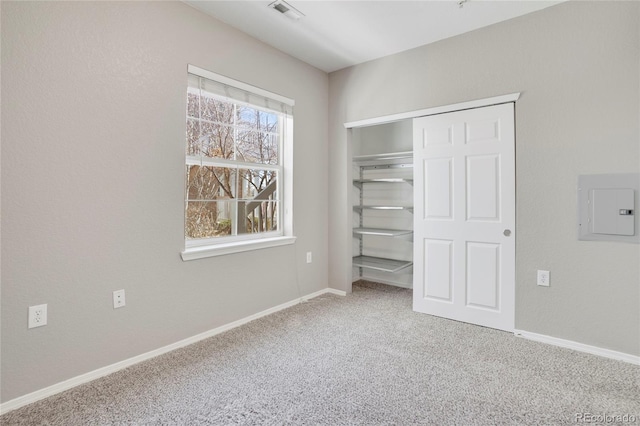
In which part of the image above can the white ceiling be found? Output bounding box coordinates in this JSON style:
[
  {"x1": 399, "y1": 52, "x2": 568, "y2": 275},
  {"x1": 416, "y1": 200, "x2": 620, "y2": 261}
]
[{"x1": 185, "y1": 0, "x2": 562, "y2": 73}]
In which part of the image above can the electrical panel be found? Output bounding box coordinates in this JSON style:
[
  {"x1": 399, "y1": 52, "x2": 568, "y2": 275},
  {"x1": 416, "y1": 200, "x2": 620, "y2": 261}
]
[
  {"x1": 591, "y1": 188, "x2": 634, "y2": 236},
  {"x1": 578, "y1": 174, "x2": 639, "y2": 243}
]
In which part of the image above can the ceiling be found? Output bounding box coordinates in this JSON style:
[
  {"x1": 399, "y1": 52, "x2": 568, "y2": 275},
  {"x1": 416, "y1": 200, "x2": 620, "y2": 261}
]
[{"x1": 185, "y1": 0, "x2": 562, "y2": 73}]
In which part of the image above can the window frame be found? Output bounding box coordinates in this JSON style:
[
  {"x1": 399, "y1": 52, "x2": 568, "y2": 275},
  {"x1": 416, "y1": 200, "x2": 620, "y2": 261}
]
[{"x1": 181, "y1": 65, "x2": 295, "y2": 261}]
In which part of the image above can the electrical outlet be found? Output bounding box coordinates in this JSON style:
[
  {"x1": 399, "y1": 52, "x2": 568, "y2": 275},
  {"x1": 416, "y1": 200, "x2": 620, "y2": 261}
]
[
  {"x1": 28, "y1": 304, "x2": 48, "y2": 329},
  {"x1": 113, "y1": 289, "x2": 126, "y2": 309},
  {"x1": 306, "y1": 251, "x2": 312, "y2": 264},
  {"x1": 537, "y1": 270, "x2": 550, "y2": 287}
]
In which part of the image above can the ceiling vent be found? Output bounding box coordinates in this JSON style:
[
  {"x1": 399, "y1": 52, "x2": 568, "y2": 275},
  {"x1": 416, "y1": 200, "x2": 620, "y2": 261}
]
[{"x1": 268, "y1": 0, "x2": 304, "y2": 21}]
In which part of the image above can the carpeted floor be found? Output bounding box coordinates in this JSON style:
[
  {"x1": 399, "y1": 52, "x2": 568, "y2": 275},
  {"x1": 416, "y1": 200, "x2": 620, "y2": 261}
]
[{"x1": 2, "y1": 281, "x2": 639, "y2": 425}]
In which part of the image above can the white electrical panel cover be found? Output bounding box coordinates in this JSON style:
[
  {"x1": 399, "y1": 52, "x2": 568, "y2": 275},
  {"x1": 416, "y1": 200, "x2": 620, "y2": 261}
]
[{"x1": 578, "y1": 174, "x2": 639, "y2": 243}]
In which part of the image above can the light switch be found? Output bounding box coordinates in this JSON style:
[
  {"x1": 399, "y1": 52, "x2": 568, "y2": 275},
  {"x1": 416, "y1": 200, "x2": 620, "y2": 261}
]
[{"x1": 591, "y1": 188, "x2": 634, "y2": 236}]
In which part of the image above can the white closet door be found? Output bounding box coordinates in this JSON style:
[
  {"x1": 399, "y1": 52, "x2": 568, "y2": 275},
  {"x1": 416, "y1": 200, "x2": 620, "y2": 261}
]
[{"x1": 413, "y1": 103, "x2": 515, "y2": 332}]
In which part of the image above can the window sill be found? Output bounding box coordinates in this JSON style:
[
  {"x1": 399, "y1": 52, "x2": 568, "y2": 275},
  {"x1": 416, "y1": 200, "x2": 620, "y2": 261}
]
[{"x1": 181, "y1": 236, "x2": 296, "y2": 261}]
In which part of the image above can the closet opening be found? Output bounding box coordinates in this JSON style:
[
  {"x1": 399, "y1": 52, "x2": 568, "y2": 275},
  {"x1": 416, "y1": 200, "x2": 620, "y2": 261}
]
[
  {"x1": 346, "y1": 93, "x2": 519, "y2": 331},
  {"x1": 351, "y1": 119, "x2": 414, "y2": 290}
]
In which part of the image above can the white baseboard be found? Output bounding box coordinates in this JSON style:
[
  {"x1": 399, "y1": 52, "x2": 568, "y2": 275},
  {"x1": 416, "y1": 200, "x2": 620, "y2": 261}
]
[
  {"x1": 0, "y1": 287, "x2": 345, "y2": 415},
  {"x1": 302, "y1": 287, "x2": 347, "y2": 299},
  {"x1": 514, "y1": 329, "x2": 640, "y2": 365}
]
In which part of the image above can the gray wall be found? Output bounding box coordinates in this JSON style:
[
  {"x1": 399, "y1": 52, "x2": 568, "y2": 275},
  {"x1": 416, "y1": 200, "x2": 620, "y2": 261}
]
[
  {"x1": 1, "y1": 2, "x2": 328, "y2": 402},
  {"x1": 352, "y1": 121, "x2": 413, "y2": 156},
  {"x1": 329, "y1": 1, "x2": 640, "y2": 356}
]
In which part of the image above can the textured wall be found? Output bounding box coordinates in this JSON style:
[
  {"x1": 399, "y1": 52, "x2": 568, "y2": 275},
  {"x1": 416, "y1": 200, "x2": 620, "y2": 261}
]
[
  {"x1": 329, "y1": 1, "x2": 640, "y2": 355},
  {"x1": 1, "y1": 1, "x2": 328, "y2": 402}
]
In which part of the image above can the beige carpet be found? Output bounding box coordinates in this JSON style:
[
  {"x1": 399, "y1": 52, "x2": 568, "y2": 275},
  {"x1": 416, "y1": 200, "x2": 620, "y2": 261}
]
[{"x1": 2, "y1": 281, "x2": 639, "y2": 425}]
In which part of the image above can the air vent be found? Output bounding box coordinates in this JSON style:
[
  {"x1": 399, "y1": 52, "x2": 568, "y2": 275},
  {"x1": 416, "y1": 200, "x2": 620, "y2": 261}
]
[
  {"x1": 274, "y1": 3, "x2": 289, "y2": 14},
  {"x1": 268, "y1": 0, "x2": 304, "y2": 21}
]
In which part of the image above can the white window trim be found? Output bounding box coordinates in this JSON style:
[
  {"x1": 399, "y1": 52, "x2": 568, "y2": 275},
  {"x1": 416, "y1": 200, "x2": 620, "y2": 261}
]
[
  {"x1": 187, "y1": 65, "x2": 295, "y2": 107},
  {"x1": 181, "y1": 236, "x2": 296, "y2": 261},
  {"x1": 182, "y1": 65, "x2": 295, "y2": 261}
]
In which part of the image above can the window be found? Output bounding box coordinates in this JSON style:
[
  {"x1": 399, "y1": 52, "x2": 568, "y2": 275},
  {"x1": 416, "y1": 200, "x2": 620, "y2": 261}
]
[{"x1": 181, "y1": 65, "x2": 295, "y2": 260}]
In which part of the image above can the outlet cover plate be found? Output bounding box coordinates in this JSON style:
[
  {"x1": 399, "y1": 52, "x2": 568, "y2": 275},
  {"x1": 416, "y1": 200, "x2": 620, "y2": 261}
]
[
  {"x1": 28, "y1": 304, "x2": 48, "y2": 328},
  {"x1": 113, "y1": 289, "x2": 126, "y2": 309},
  {"x1": 537, "y1": 270, "x2": 550, "y2": 287}
]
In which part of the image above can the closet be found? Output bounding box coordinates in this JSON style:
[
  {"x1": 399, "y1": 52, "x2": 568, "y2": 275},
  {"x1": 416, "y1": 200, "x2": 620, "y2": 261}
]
[
  {"x1": 348, "y1": 97, "x2": 517, "y2": 332},
  {"x1": 351, "y1": 120, "x2": 414, "y2": 289}
]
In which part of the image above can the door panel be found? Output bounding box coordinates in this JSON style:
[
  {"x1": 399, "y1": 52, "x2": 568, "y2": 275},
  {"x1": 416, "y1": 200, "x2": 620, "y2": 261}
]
[
  {"x1": 466, "y1": 242, "x2": 500, "y2": 310},
  {"x1": 423, "y1": 125, "x2": 454, "y2": 147},
  {"x1": 424, "y1": 158, "x2": 453, "y2": 219},
  {"x1": 413, "y1": 103, "x2": 515, "y2": 332},
  {"x1": 466, "y1": 155, "x2": 500, "y2": 221},
  {"x1": 465, "y1": 119, "x2": 501, "y2": 144},
  {"x1": 424, "y1": 239, "x2": 453, "y2": 302}
]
